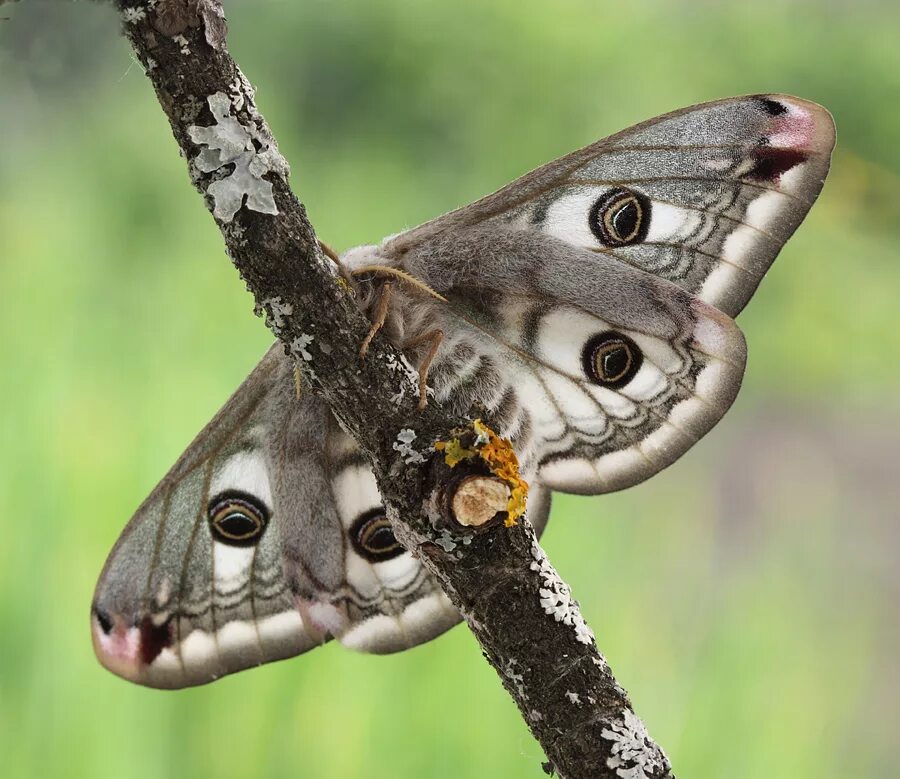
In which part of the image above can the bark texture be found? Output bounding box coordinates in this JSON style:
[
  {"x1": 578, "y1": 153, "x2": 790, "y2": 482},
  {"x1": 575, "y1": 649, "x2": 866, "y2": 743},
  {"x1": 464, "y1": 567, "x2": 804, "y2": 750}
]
[{"x1": 106, "y1": 3, "x2": 675, "y2": 776}]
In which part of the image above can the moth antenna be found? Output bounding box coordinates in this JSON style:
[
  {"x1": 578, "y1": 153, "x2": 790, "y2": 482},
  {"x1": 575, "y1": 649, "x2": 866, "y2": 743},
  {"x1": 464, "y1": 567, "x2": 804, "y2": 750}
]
[
  {"x1": 349, "y1": 265, "x2": 447, "y2": 303},
  {"x1": 293, "y1": 364, "x2": 303, "y2": 400}
]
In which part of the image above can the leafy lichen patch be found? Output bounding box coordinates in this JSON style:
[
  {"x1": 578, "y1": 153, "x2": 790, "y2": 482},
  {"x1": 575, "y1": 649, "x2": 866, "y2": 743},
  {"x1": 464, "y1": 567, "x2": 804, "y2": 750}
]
[
  {"x1": 188, "y1": 92, "x2": 287, "y2": 223},
  {"x1": 601, "y1": 709, "x2": 671, "y2": 779}
]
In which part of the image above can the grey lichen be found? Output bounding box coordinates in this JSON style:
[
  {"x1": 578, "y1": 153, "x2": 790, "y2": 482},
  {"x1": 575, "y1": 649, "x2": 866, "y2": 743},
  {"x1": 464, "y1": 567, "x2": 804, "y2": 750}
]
[
  {"x1": 601, "y1": 709, "x2": 671, "y2": 779},
  {"x1": 188, "y1": 92, "x2": 286, "y2": 223},
  {"x1": 291, "y1": 333, "x2": 315, "y2": 361},
  {"x1": 504, "y1": 658, "x2": 525, "y2": 697},
  {"x1": 152, "y1": 0, "x2": 227, "y2": 50},
  {"x1": 530, "y1": 539, "x2": 598, "y2": 649},
  {"x1": 257, "y1": 296, "x2": 293, "y2": 335},
  {"x1": 172, "y1": 33, "x2": 191, "y2": 55},
  {"x1": 393, "y1": 428, "x2": 428, "y2": 465},
  {"x1": 122, "y1": 6, "x2": 147, "y2": 23},
  {"x1": 434, "y1": 531, "x2": 458, "y2": 553}
]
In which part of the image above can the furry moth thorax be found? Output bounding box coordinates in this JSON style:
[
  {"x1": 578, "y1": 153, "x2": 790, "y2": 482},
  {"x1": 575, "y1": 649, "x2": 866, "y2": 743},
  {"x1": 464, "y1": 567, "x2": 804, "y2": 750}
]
[{"x1": 93, "y1": 95, "x2": 834, "y2": 688}]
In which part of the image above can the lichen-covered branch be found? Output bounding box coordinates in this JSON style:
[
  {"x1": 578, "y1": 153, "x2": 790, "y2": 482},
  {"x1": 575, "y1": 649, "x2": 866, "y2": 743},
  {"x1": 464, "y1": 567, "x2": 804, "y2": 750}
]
[{"x1": 104, "y1": 2, "x2": 675, "y2": 776}]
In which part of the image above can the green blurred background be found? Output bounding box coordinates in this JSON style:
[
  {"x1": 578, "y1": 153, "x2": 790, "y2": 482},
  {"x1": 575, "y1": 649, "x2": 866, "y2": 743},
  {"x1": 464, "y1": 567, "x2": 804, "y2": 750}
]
[{"x1": 1, "y1": 1, "x2": 898, "y2": 777}]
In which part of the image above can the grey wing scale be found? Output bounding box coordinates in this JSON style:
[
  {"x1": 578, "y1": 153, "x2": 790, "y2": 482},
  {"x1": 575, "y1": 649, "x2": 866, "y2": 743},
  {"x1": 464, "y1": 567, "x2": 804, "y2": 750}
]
[
  {"x1": 386, "y1": 95, "x2": 834, "y2": 317},
  {"x1": 92, "y1": 345, "x2": 552, "y2": 688}
]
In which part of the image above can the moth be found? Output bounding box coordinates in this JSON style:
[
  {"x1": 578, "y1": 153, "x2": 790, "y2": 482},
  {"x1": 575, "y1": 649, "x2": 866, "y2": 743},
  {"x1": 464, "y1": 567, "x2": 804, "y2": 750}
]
[{"x1": 93, "y1": 95, "x2": 834, "y2": 688}]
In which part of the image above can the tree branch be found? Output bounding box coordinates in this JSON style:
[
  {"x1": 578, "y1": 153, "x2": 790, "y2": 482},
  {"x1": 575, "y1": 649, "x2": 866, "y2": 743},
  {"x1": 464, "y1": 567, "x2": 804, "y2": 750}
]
[{"x1": 107, "y1": 2, "x2": 674, "y2": 776}]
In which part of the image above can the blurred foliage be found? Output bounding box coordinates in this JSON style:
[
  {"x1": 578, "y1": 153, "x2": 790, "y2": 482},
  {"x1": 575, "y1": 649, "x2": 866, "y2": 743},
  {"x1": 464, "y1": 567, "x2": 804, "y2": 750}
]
[{"x1": 0, "y1": 1, "x2": 898, "y2": 777}]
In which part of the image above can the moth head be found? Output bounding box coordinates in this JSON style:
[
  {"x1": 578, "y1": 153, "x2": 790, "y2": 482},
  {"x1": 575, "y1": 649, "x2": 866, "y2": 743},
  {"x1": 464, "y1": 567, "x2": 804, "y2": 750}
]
[{"x1": 339, "y1": 243, "x2": 383, "y2": 272}]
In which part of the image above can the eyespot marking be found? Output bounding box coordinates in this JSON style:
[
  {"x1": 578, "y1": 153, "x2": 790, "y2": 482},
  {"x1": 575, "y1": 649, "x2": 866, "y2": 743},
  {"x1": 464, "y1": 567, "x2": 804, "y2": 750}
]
[
  {"x1": 757, "y1": 97, "x2": 788, "y2": 116},
  {"x1": 207, "y1": 490, "x2": 270, "y2": 546},
  {"x1": 93, "y1": 605, "x2": 114, "y2": 636},
  {"x1": 350, "y1": 508, "x2": 405, "y2": 563},
  {"x1": 139, "y1": 614, "x2": 173, "y2": 666},
  {"x1": 747, "y1": 146, "x2": 808, "y2": 183},
  {"x1": 582, "y1": 332, "x2": 643, "y2": 389},
  {"x1": 588, "y1": 188, "x2": 651, "y2": 247}
]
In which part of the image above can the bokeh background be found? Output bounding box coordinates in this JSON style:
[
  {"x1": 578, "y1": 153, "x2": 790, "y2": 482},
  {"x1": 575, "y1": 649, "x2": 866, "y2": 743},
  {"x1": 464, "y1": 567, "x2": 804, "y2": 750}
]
[{"x1": 1, "y1": 1, "x2": 898, "y2": 777}]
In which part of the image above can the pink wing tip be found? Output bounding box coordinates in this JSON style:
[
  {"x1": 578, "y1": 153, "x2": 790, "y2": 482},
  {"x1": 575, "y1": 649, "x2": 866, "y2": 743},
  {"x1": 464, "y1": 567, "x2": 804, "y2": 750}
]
[{"x1": 747, "y1": 94, "x2": 836, "y2": 183}]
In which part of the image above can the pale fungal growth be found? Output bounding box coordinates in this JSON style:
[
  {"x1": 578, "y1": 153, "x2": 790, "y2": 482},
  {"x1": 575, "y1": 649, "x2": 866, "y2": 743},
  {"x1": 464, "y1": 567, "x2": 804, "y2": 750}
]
[
  {"x1": 389, "y1": 386, "x2": 407, "y2": 406},
  {"x1": 385, "y1": 352, "x2": 422, "y2": 406},
  {"x1": 172, "y1": 33, "x2": 191, "y2": 55},
  {"x1": 188, "y1": 92, "x2": 287, "y2": 223},
  {"x1": 181, "y1": 94, "x2": 204, "y2": 124},
  {"x1": 291, "y1": 333, "x2": 314, "y2": 361},
  {"x1": 225, "y1": 221, "x2": 247, "y2": 246},
  {"x1": 434, "y1": 531, "x2": 458, "y2": 553},
  {"x1": 451, "y1": 476, "x2": 510, "y2": 527},
  {"x1": 393, "y1": 428, "x2": 427, "y2": 464},
  {"x1": 565, "y1": 691, "x2": 581, "y2": 705},
  {"x1": 530, "y1": 539, "x2": 597, "y2": 648},
  {"x1": 228, "y1": 77, "x2": 245, "y2": 111},
  {"x1": 504, "y1": 659, "x2": 525, "y2": 697},
  {"x1": 601, "y1": 709, "x2": 671, "y2": 779},
  {"x1": 122, "y1": 6, "x2": 146, "y2": 23}
]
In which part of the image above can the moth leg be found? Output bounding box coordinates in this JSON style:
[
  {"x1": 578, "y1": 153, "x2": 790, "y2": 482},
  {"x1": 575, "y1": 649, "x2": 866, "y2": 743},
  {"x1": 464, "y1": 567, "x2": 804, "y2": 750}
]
[
  {"x1": 318, "y1": 239, "x2": 354, "y2": 285},
  {"x1": 403, "y1": 329, "x2": 444, "y2": 410},
  {"x1": 359, "y1": 281, "x2": 394, "y2": 359}
]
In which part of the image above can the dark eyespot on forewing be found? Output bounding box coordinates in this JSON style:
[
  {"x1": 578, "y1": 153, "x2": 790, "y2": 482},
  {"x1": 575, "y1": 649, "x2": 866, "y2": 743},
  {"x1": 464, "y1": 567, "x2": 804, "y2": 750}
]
[
  {"x1": 588, "y1": 188, "x2": 651, "y2": 247},
  {"x1": 139, "y1": 614, "x2": 173, "y2": 666},
  {"x1": 746, "y1": 144, "x2": 809, "y2": 183},
  {"x1": 757, "y1": 97, "x2": 788, "y2": 116},
  {"x1": 207, "y1": 490, "x2": 270, "y2": 546},
  {"x1": 350, "y1": 508, "x2": 405, "y2": 563},
  {"x1": 93, "y1": 604, "x2": 114, "y2": 635},
  {"x1": 581, "y1": 332, "x2": 643, "y2": 389}
]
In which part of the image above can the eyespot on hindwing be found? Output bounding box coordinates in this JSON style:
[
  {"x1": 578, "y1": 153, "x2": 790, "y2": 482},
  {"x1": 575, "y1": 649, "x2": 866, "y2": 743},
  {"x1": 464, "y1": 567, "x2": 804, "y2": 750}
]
[
  {"x1": 207, "y1": 491, "x2": 270, "y2": 546},
  {"x1": 350, "y1": 508, "x2": 405, "y2": 562},
  {"x1": 581, "y1": 331, "x2": 643, "y2": 388}
]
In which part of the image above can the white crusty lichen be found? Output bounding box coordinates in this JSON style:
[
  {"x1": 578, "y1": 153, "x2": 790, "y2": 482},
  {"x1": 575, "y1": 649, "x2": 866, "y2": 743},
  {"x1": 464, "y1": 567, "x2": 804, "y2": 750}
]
[
  {"x1": 601, "y1": 709, "x2": 671, "y2": 779},
  {"x1": 187, "y1": 92, "x2": 288, "y2": 223},
  {"x1": 504, "y1": 659, "x2": 525, "y2": 697},
  {"x1": 172, "y1": 34, "x2": 191, "y2": 55},
  {"x1": 434, "y1": 530, "x2": 458, "y2": 553},
  {"x1": 257, "y1": 296, "x2": 292, "y2": 336},
  {"x1": 291, "y1": 333, "x2": 314, "y2": 361},
  {"x1": 530, "y1": 539, "x2": 599, "y2": 650},
  {"x1": 385, "y1": 352, "x2": 423, "y2": 406},
  {"x1": 565, "y1": 691, "x2": 582, "y2": 705},
  {"x1": 122, "y1": 6, "x2": 146, "y2": 23},
  {"x1": 393, "y1": 428, "x2": 428, "y2": 464}
]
